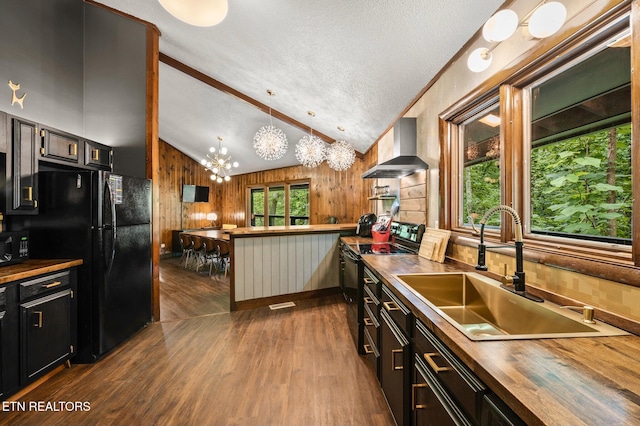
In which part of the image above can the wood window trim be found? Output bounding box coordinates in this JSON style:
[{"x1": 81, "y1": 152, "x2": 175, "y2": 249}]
[
  {"x1": 440, "y1": 2, "x2": 640, "y2": 281},
  {"x1": 246, "y1": 180, "x2": 311, "y2": 227}
]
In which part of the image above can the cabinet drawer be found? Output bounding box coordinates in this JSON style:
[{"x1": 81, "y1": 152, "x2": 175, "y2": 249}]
[
  {"x1": 363, "y1": 302, "x2": 379, "y2": 349},
  {"x1": 381, "y1": 284, "x2": 412, "y2": 335},
  {"x1": 363, "y1": 284, "x2": 380, "y2": 313},
  {"x1": 363, "y1": 327, "x2": 379, "y2": 375},
  {"x1": 363, "y1": 267, "x2": 380, "y2": 298},
  {"x1": 414, "y1": 319, "x2": 487, "y2": 422},
  {"x1": 19, "y1": 271, "x2": 71, "y2": 302}
]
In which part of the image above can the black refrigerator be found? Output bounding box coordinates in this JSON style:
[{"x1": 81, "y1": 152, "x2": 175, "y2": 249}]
[{"x1": 12, "y1": 170, "x2": 152, "y2": 363}]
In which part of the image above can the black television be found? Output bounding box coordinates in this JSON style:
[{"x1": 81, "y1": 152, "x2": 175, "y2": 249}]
[{"x1": 182, "y1": 184, "x2": 209, "y2": 203}]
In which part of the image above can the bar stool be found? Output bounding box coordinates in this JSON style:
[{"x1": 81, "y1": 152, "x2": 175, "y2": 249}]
[
  {"x1": 190, "y1": 235, "x2": 206, "y2": 271},
  {"x1": 179, "y1": 233, "x2": 193, "y2": 268},
  {"x1": 201, "y1": 237, "x2": 220, "y2": 276},
  {"x1": 213, "y1": 239, "x2": 230, "y2": 278}
]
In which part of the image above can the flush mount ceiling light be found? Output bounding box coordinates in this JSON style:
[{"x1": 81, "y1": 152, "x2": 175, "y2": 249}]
[
  {"x1": 253, "y1": 90, "x2": 288, "y2": 161},
  {"x1": 326, "y1": 140, "x2": 356, "y2": 171},
  {"x1": 469, "y1": 2, "x2": 567, "y2": 73},
  {"x1": 482, "y1": 9, "x2": 518, "y2": 43},
  {"x1": 158, "y1": 0, "x2": 228, "y2": 27},
  {"x1": 200, "y1": 136, "x2": 239, "y2": 183},
  {"x1": 528, "y1": 1, "x2": 567, "y2": 39},
  {"x1": 295, "y1": 111, "x2": 326, "y2": 168}
]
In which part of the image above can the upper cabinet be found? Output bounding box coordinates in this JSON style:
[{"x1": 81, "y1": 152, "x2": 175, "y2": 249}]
[
  {"x1": 83, "y1": 140, "x2": 112, "y2": 170},
  {"x1": 40, "y1": 127, "x2": 80, "y2": 165},
  {"x1": 6, "y1": 116, "x2": 39, "y2": 214}
]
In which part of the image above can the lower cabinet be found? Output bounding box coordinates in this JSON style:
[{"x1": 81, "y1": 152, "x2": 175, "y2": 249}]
[
  {"x1": 360, "y1": 266, "x2": 525, "y2": 426},
  {"x1": 0, "y1": 267, "x2": 77, "y2": 400},
  {"x1": 380, "y1": 308, "x2": 410, "y2": 426}
]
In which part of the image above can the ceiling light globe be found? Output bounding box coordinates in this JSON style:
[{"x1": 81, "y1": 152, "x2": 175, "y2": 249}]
[
  {"x1": 209, "y1": 147, "x2": 215, "y2": 153},
  {"x1": 158, "y1": 0, "x2": 228, "y2": 27},
  {"x1": 224, "y1": 176, "x2": 231, "y2": 182},
  {"x1": 216, "y1": 177, "x2": 223, "y2": 183},
  {"x1": 482, "y1": 9, "x2": 518, "y2": 43},
  {"x1": 225, "y1": 163, "x2": 232, "y2": 170},
  {"x1": 200, "y1": 159, "x2": 207, "y2": 165},
  {"x1": 528, "y1": 2, "x2": 567, "y2": 39},
  {"x1": 210, "y1": 174, "x2": 216, "y2": 180},
  {"x1": 232, "y1": 161, "x2": 239, "y2": 168},
  {"x1": 218, "y1": 158, "x2": 225, "y2": 165},
  {"x1": 467, "y1": 47, "x2": 492, "y2": 73},
  {"x1": 212, "y1": 167, "x2": 219, "y2": 174},
  {"x1": 220, "y1": 147, "x2": 228, "y2": 155}
]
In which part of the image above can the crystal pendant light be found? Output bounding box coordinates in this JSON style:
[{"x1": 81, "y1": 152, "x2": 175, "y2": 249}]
[
  {"x1": 295, "y1": 111, "x2": 326, "y2": 168},
  {"x1": 253, "y1": 90, "x2": 288, "y2": 161},
  {"x1": 326, "y1": 140, "x2": 355, "y2": 171},
  {"x1": 200, "y1": 136, "x2": 239, "y2": 183}
]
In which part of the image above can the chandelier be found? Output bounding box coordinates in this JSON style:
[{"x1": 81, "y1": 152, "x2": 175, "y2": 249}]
[
  {"x1": 295, "y1": 111, "x2": 326, "y2": 168},
  {"x1": 326, "y1": 140, "x2": 355, "y2": 171},
  {"x1": 253, "y1": 90, "x2": 288, "y2": 160},
  {"x1": 200, "y1": 136, "x2": 239, "y2": 183}
]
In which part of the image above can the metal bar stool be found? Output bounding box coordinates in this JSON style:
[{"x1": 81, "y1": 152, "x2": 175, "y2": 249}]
[
  {"x1": 179, "y1": 233, "x2": 193, "y2": 268},
  {"x1": 190, "y1": 235, "x2": 206, "y2": 271},
  {"x1": 213, "y1": 239, "x2": 230, "y2": 278},
  {"x1": 201, "y1": 237, "x2": 220, "y2": 276}
]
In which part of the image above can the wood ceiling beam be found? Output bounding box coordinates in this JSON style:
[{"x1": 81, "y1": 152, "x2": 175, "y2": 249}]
[{"x1": 160, "y1": 53, "x2": 364, "y2": 159}]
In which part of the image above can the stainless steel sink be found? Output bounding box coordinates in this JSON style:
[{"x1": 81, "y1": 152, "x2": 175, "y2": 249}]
[{"x1": 395, "y1": 272, "x2": 629, "y2": 341}]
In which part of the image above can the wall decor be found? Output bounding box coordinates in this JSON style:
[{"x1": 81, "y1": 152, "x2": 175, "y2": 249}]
[{"x1": 8, "y1": 80, "x2": 26, "y2": 108}]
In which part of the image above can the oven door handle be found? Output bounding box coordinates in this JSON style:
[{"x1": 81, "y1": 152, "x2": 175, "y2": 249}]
[{"x1": 342, "y1": 248, "x2": 360, "y2": 262}]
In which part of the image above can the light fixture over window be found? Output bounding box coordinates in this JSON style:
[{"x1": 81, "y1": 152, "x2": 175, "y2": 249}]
[
  {"x1": 253, "y1": 90, "x2": 288, "y2": 161},
  {"x1": 468, "y1": 1, "x2": 567, "y2": 73},
  {"x1": 200, "y1": 136, "x2": 239, "y2": 183},
  {"x1": 158, "y1": 0, "x2": 228, "y2": 27}
]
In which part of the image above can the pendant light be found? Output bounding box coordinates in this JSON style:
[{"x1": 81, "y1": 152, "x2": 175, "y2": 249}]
[
  {"x1": 295, "y1": 111, "x2": 326, "y2": 168},
  {"x1": 253, "y1": 90, "x2": 288, "y2": 161},
  {"x1": 158, "y1": 0, "x2": 228, "y2": 27}
]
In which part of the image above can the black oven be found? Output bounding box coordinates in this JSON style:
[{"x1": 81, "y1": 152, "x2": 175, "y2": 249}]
[{"x1": 342, "y1": 221, "x2": 425, "y2": 353}]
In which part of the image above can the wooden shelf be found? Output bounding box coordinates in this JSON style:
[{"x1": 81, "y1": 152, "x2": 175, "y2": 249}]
[{"x1": 368, "y1": 195, "x2": 396, "y2": 200}]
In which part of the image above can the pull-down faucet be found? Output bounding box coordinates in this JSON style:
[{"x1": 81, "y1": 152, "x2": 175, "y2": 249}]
[{"x1": 474, "y1": 205, "x2": 543, "y2": 302}]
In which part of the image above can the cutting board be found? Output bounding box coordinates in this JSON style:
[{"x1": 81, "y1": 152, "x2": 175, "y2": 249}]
[
  {"x1": 418, "y1": 238, "x2": 437, "y2": 260},
  {"x1": 421, "y1": 228, "x2": 451, "y2": 263}
]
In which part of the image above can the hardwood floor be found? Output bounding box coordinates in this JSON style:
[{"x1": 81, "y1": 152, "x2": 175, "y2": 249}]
[{"x1": 4, "y1": 259, "x2": 394, "y2": 425}]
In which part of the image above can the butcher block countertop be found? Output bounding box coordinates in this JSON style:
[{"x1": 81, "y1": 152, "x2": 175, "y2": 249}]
[
  {"x1": 228, "y1": 223, "x2": 357, "y2": 238},
  {"x1": 0, "y1": 259, "x2": 83, "y2": 285},
  {"x1": 362, "y1": 254, "x2": 640, "y2": 426}
]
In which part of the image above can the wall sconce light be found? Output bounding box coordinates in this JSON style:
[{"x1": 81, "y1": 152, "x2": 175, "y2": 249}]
[{"x1": 468, "y1": 1, "x2": 567, "y2": 73}]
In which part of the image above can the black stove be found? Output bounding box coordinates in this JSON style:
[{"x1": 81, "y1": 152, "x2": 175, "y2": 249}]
[
  {"x1": 346, "y1": 221, "x2": 425, "y2": 256},
  {"x1": 353, "y1": 242, "x2": 416, "y2": 255}
]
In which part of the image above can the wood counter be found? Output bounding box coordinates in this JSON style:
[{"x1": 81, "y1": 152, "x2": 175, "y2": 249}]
[
  {"x1": 0, "y1": 259, "x2": 83, "y2": 285},
  {"x1": 228, "y1": 223, "x2": 357, "y2": 238},
  {"x1": 361, "y1": 254, "x2": 640, "y2": 425}
]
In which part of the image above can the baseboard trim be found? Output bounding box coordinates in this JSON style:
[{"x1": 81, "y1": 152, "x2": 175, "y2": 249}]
[{"x1": 234, "y1": 287, "x2": 342, "y2": 311}]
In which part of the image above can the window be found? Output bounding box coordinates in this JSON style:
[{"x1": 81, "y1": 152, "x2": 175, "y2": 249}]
[
  {"x1": 460, "y1": 103, "x2": 502, "y2": 228},
  {"x1": 524, "y1": 24, "x2": 632, "y2": 245},
  {"x1": 249, "y1": 182, "x2": 310, "y2": 226}
]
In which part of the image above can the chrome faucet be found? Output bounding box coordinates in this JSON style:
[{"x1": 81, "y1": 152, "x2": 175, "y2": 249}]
[{"x1": 473, "y1": 205, "x2": 543, "y2": 302}]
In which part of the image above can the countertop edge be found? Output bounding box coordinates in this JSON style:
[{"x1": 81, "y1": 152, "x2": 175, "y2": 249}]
[
  {"x1": 0, "y1": 259, "x2": 83, "y2": 284},
  {"x1": 229, "y1": 224, "x2": 357, "y2": 238}
]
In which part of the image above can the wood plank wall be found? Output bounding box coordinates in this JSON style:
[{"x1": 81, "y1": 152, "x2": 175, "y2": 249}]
[
  {"x1": 158, "y1": 140, "x2": 223, "y2": 255},
  {"x1": 399, "y1": 170, "x2": 427, "y2": 224},
  {"x1": 158, "y1": 139, "x2": 379, "y2": 255}
]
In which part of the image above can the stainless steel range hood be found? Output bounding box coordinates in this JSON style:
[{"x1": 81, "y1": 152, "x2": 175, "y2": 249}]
[{"x1": 362, "y1": 117, "x2": 429, "y2": 179}]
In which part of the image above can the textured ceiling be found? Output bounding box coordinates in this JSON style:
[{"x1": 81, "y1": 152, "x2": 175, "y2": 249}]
[{"x1": 95, "y1": 0, "x2": 504, "y2": 175}]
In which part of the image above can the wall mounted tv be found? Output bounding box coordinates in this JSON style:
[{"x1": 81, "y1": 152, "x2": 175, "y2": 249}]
[{"x1": 182, "y1": 184, "x2": 209, "y2": 203}]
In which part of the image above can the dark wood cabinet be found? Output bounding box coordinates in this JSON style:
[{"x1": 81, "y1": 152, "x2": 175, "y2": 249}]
[
  {"x1": 380, "y1": 307, "x2": 411, "y2": 426},
  {"x1": 6, "y1": 116, "x2": 38, "y2": 214},
  {"x1": 40, "y1": 127, "x2": 81, "y2": 164},
  {"x1": 84, "y1": 139, "x2": 112, "y2": 170},
  {"x1": 0, "y1": 267, "x2": 77, "y2": 400}
]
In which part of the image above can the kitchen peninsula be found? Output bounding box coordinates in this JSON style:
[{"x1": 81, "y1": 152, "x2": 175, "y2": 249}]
[{"x1": 228, "y1": 224, "x2": 356, "y2": 310}]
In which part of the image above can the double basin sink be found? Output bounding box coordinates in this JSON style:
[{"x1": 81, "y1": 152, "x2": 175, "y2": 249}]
[{"x1": 395, "y1": 272, "x2": 628, "y2": 341}]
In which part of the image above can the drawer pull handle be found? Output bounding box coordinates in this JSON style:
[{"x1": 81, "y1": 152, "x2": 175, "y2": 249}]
[
  {"x1": 69, "y1": 143, "x2": 77, "y2": 156},
  {"x1": 412, "y1": 383, "x2": 428, "y2": 410},
  {"x1": 42, "y1": 281, "x2": 62, "y2": 289},
  {"x1": 364, "y1": 344, "x2": 374, "y2": 355},
  {"x1": 364, "y1": 297, "x2": 373, "y2": 305},
  {"x1": 363, "y1": 277, "x2": 374, "y2": 284},
  {"x1": 424, "y1": 353, "x2": 450, "y2": 373},
  {"x1": 23, "y1": 186, "x2": 33, "y2": 201},
  {"x1": 91, "y1": 148, "x2": 100, "y2": 161},
  {"x1": 383, "y1": 301, "x2": 400, "y2": 312},
  {"x1": 34, "y1": 311, "x2": 43, "y2": 328},
  {"x1": 391, "y1": 349, "x2": 403, "y2": 370},
  {"x1": 364, "y1": 318, "x2": 374, "y2": 327}
]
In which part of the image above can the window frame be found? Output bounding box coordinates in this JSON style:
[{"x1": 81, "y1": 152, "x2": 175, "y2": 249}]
[
  {"x1": 441, "y1": 4, "x2": 640, "y2": 278},
  {"x1": 246, "y1": 180, "x2": 310, "y2": 227}
]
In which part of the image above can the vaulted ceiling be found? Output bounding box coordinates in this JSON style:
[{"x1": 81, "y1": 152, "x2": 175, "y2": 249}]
[{"x1": 95, "y1": 0, "x2": 504, "y2": 175}]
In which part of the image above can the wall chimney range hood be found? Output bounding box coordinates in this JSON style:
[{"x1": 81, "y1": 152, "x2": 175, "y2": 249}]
[{"x1": 362, "y1": 117, "x2": 429, "y2": 179}]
